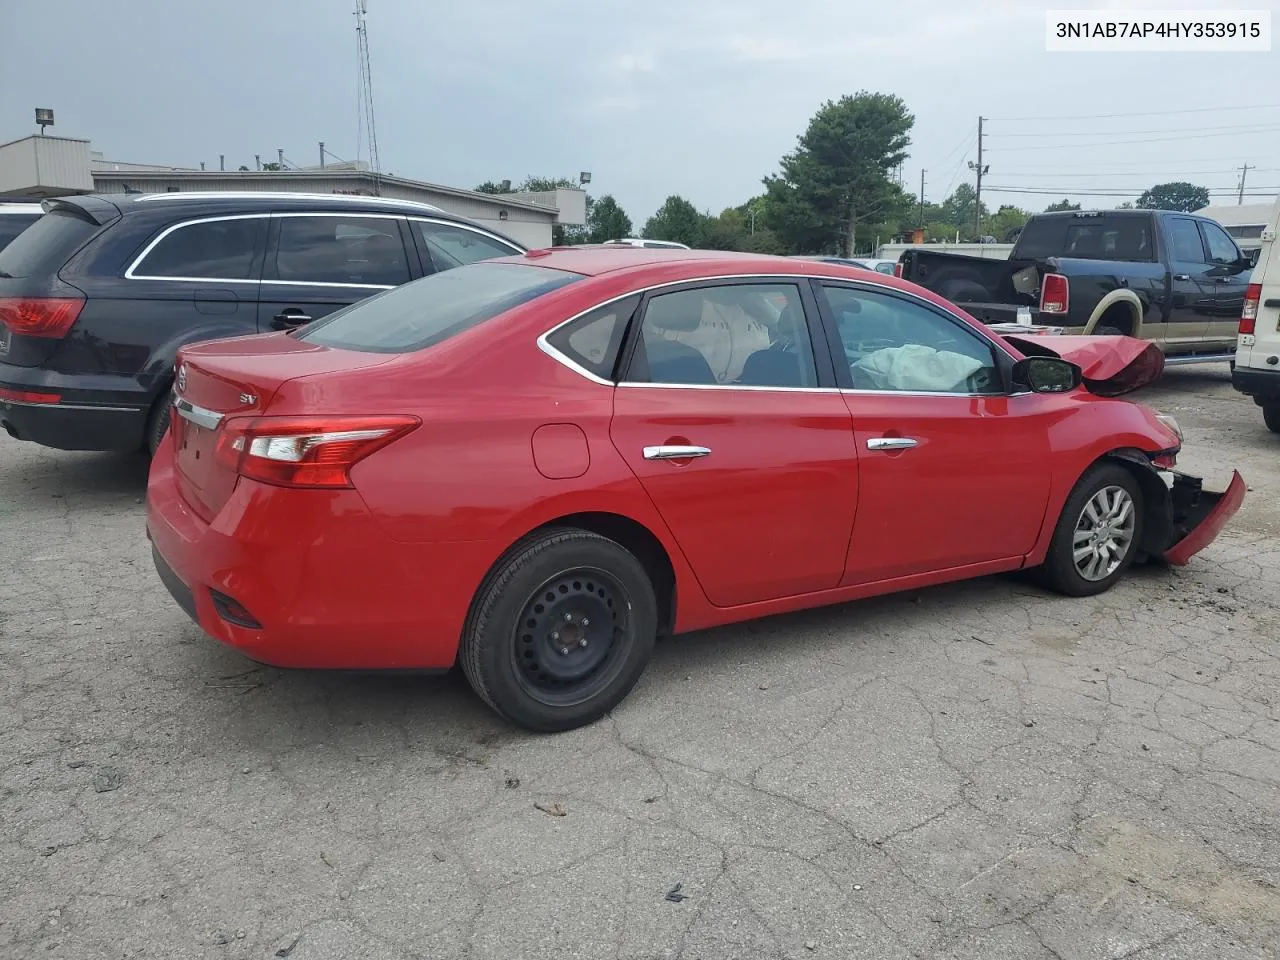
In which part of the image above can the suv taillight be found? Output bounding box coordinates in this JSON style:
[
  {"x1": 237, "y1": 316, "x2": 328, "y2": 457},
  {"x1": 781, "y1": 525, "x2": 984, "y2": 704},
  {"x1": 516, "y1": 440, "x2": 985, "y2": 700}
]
[
  {"x1": 1240, "y1": 283, "x2": 1261, "y2": 335},
  {"x1": 214, "y1": 415, "x2": 420, "y2": 489},
  {"x1": 1039, "y1": 274, "x2": 1069, "y2": 315},
  {"x1": 0, "y1": 297, "x2": 85, "y2": 339}
]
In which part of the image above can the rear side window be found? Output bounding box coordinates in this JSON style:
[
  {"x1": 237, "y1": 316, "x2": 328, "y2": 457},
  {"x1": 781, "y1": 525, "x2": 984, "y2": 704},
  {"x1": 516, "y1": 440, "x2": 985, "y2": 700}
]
[
  {"x1": 133, "y1": 217, "x2": 266, "y2": 281},
  {"x1": 299, "y1": 261, "x2": 580, "y2": 354},
  {"x1": 414, "y1": 221, "x2": 520, "y2": 272},
  {"x1": 0, "y1": 210, "x2": 99, "y2": 279},
  {"x1": 1168, "y1": 218, "x2": 1207, "y2": 263},
  {"x1": 544, "y1": 295, "x2": 640, "y2": 380},
  {"x1": 0, "y1": 214, "x2": 41, "y2": 251},
  {"x1": 273, "y1": 215, "x2": 411, "y2": 287}
]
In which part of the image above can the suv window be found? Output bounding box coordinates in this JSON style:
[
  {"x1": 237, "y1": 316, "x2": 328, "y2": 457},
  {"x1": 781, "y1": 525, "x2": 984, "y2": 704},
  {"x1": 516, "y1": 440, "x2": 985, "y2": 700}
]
[
  {"x1": 545, "y1": 295, "x2": 640, "y2": 381},
  {"x1": 133, "y1": 217, "x2": 266, "y2": 281},
  {"x1": 273, "y1": 215, "x2": 410, "y2": 286},
  {"x1": 414, "y1": 221, "x2": 520, "y2": 272},
  {"x1": 298, "y1": 261, "x2": 580, "y2": 354},
  {"x1": 0, "y1": 210, "x2": 99, "y2": 279},
  {"x1": 820, "y1": 284, "x2": 1001, "y2": 394},
  {"x1": 1199, "y1": 220, "x2": 1240, "y2": 264},
  {"x1": 1168, "y1": 218, "x2": 1207, "y2": 263},
  {"x1": 626, "y1": 283, "x2": 818, "y2": 388}
]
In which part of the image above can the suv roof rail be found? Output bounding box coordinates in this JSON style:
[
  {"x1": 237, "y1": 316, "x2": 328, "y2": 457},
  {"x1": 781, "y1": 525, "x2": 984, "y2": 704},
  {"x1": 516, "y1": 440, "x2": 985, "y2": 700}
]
[{"x1": 131, "y1": 191, "x2": 445, "y2": 213}]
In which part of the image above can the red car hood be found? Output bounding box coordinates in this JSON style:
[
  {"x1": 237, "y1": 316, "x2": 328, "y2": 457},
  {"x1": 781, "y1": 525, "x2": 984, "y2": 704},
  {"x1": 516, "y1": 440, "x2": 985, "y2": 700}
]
[{"x1": 1002, "y1": 334, "x2": 1164, "y2": 397}]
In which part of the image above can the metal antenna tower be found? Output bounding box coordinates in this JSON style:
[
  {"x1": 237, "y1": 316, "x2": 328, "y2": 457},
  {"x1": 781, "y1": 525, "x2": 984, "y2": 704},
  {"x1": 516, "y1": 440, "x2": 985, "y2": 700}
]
[{"x1": 354, "y1": 0, "x2": 381, "y2": 192}]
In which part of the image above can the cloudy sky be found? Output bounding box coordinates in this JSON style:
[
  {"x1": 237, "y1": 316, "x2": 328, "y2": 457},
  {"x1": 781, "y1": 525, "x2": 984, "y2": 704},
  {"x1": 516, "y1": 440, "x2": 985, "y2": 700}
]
[{"x1": 3, "y1": 0, "x2": 1278, "y2": 225}]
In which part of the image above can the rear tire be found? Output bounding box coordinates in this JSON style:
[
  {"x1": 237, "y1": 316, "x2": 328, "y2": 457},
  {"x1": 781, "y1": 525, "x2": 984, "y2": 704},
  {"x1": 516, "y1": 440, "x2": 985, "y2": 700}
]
[
  {"x1": 1035, "y1": 463, "x2": 1144, "y2": 598},
  {"x1": 144, "y1": 395, "x2": 172, "y2": 456},
  {"x1": 459, "y1": 528, "x2": 657, "y2": 733},
  {"x1": 1264, "y1": 403, "x2": 1280, "y2": 434}
]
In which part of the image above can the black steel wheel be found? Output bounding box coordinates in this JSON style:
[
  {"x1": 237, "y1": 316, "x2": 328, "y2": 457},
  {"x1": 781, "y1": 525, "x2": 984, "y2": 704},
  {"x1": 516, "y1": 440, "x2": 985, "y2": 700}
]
[{"x1": 460, "y1": 529, "x2": 657, "y2": 732}]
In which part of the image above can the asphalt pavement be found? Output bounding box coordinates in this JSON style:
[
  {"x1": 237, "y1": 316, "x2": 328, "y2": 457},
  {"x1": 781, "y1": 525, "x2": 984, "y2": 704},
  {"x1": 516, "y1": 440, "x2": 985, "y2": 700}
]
[{"x1": 1, "y1": 363, "x2": 1277, "y2": 959}]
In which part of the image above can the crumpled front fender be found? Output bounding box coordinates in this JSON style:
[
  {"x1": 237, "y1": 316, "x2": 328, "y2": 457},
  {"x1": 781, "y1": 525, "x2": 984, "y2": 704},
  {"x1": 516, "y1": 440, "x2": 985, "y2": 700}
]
[{"x1": 1004, "y1": 335, "x2": 1165, "y2": 397}]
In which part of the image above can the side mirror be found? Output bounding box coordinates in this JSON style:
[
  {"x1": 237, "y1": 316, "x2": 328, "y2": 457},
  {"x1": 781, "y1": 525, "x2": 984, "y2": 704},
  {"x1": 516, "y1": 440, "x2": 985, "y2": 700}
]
[{"x1": 1012, "y1": 356, "x2": 1082, "y2": 394}]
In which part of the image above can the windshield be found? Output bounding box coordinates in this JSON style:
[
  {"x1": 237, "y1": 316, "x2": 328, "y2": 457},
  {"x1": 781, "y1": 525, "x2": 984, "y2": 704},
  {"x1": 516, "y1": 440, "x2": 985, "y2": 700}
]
[
  {"x1": 298, "y1": 260, "x2": 582, "y2": 353},
  {"x1": 0, "y1": 210, "x2": 100, "y2": 279}
]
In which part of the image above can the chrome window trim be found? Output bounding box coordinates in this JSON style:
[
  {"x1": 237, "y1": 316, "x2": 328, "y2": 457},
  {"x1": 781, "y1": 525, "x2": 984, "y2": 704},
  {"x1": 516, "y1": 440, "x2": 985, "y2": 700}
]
[
  {"x1": 406, "y1": 216, "x2": 526, "y2": 255},
  {"x1": 536, "y1": 273, "x2": 1022, "y2": 394},
  {"x1": 124, "y1": 213, "x2": 271, "y2": 283}
]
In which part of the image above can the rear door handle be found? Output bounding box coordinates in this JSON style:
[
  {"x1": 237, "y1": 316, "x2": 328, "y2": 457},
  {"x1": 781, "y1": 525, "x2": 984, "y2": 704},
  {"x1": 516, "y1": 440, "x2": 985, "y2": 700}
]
[
  {"x1": 867, "y1": 437, "x2": 918, "y2": 451},
  {"x1": 644, "y1": 445, "x2": 711, "y2": 460},
  {"x1": 1173, "y1": 274, "x2": 1192, "y2": 281},
  {"x1": 271, "y1": 309, "x2": 313, "y2": 330}
]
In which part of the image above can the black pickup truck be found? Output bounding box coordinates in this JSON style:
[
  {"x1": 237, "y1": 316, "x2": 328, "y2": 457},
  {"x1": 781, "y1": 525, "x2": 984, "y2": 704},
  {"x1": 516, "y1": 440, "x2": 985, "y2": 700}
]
[{"x1": 898, "y1": 209, "x2": 1253, "y2": 364}]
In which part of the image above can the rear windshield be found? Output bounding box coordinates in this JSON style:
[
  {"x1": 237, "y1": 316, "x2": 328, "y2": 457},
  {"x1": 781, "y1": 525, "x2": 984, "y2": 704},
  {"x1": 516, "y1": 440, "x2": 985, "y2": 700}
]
[
  {"x1": 298, "y1": 260, "x2": 581, "y2": 353},
  {"x1": 1015, "y1": 215, "x2": 1154, "y2": 262},
  {"x1": 0, "y1": 214, "x2": 41, "y2": 251},
  {"x1": 0, "y1": 210, "x2": 100, "y2": 279}
]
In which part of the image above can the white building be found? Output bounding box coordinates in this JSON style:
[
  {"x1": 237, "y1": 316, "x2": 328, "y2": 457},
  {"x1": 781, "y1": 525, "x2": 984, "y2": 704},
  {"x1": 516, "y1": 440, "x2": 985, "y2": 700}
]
[
  {"x1": 0, "y1": 134, "x2": 584, "y2": 249},
  {"x1": 1194, "y1": 201, "x2": 1278, "y2": 262}
]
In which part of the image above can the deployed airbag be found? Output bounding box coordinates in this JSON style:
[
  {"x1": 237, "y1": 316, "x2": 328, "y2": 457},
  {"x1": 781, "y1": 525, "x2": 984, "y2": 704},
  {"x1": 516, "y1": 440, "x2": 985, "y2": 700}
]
[{"x1": 853, "y1": 344, "x2": 985, "y2": 392}]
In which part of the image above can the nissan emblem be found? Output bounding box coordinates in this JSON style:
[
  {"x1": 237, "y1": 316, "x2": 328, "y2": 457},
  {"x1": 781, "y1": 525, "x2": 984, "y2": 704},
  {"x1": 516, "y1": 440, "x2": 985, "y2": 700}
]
[{"x1": 176, "y1": 364, "x2": 187, "y2": 393}]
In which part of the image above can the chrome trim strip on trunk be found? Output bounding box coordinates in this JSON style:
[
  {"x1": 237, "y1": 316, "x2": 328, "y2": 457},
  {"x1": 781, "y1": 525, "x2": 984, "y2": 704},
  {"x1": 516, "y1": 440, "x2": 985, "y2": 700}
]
[{"x1": 173, "y1": 397, "x2": 224, "y2": 430}]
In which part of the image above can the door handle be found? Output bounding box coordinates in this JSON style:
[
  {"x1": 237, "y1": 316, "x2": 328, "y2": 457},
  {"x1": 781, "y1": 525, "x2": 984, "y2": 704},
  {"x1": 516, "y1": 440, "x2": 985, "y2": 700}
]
[
  {"x1": 271, "y1": 309, "x2": 313, "y2": 330},
  {"x1": 1173, "y1": 274, "x2": 1192, "y2": 281},
  {"x1": 867, "y1": 437, "x2": 918, "y2": 451},
  {"x1": 643, "y1": 445, "x2": 711, "y2": 460}
]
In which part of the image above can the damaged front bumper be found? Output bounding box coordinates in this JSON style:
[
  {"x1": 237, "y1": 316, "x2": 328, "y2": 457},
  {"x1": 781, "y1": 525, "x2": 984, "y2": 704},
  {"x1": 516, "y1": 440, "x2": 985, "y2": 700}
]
[{"x1": 1156, "y1": 469, "x2": 1246, "y2": 566}]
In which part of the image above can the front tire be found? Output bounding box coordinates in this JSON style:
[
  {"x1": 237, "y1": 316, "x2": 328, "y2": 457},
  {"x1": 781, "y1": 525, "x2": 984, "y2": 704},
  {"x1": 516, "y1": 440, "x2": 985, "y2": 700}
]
[
  {"x1": 459, "y1": 529, "x2": 657, "y2": 732},
  {"x1": 1036, "y1": 463, "x2": 1144, "y2": 597},
  {"x1": 1263, "y1": 403, "x2": 1280, "y2": 434}
]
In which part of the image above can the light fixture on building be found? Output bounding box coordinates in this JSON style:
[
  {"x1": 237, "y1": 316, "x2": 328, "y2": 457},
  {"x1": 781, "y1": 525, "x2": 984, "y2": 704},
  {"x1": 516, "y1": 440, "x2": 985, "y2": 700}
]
[
  {"x1": 579, "y1": 171, "x2": 592, "y2": 186},
  {"x1": 498, "y1": 210, "x2": 509, "y2": 220},
  {"x1": 35, "y1": 108, "x2": 54, "y2": 135}
]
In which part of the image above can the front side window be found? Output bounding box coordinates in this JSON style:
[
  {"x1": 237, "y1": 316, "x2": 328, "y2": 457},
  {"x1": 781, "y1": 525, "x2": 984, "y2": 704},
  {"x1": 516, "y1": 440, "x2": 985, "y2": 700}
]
[
  {"x1": 1168, "y1": 218, "x2": 1207, "y2": 263},
  {"x1": 299, "y1": 261, "x2": 579, "y2": 354},
  {"x1": 414, "y1": 221, "x2": 520, "y2": 272},
  {"x1": 821, "y1": 284, "x2": 1001, "y2": 394},
  {"x1": 626, "y1": 283, "x2": 818, "y2": 388},
  {"x1": 545, "y1": 295, "x2": 640, "y2": 381},
  {"x1": 133, "y1": 217, "x2": 266, "y2": 281},
  {"x1": 1199, "y1": 221, "x2": 1240, "y2": 265},
  {"x1": 273, "y1": 215, "x2": 410, "y2": 287}
]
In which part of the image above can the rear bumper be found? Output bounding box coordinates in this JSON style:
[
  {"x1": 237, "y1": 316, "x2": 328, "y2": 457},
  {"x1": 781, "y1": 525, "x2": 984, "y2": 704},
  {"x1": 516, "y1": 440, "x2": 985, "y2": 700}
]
[
  {"x1": 145, "y1": 441, "x2": 497, "y2": 670},
  {"x1": 0, "y1": 363, "x2": 151, "y2": 451},
  {"x1": 1231, "y1": 364, "x2": 1280, "y2": 404},
  {"x1": 1160, "y1": 470, "x2": 1246, "y2": 567}
]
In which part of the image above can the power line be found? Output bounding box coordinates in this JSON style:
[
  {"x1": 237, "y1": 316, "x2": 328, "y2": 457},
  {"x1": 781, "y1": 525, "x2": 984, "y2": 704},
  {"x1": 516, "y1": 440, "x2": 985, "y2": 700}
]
[
  {"x1": 991, "y1": 157, "x2": 1278, "y2": 170},
  {"x1": 987, "y1": 103, "x2": 1280, "y2": 122},
  {"x1": 988, "y1": 121, "x2": 1280, "y2": 138},
  {"x1": 989, "y1": 127, "x2": 1280, "y2": 151},
  {"x1": 985, "y1": 185, "x2": 1280, "y2": 197},
  {"x1": 993, "y1": 169, "x2": 1278, "y2": 180}
]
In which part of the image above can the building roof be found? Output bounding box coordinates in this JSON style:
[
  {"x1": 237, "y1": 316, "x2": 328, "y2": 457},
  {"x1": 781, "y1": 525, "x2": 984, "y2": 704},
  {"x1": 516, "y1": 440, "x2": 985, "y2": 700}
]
[
  {"x1": 1194, "y1": 201, "x2": 1278, "y2": 227},
  {"x1": 89, "y1": 167, "x2": 562, "y2": 216}
]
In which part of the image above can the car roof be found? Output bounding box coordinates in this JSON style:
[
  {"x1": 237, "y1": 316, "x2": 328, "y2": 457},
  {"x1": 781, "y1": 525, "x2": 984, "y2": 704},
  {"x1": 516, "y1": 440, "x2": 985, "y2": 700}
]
[{"x1": 515, "y1": 246, "x2": 909, "y2": 285}]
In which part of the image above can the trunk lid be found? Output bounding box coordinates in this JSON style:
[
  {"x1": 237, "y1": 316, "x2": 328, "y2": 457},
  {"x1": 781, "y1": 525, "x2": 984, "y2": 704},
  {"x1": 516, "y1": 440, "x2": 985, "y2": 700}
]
[
  {"x1": 1002, "y1": 334, "x2": 1165, "y2": 397},
  {"x1": 172, "y1": 332, "x2": 397, "y2": 520}
]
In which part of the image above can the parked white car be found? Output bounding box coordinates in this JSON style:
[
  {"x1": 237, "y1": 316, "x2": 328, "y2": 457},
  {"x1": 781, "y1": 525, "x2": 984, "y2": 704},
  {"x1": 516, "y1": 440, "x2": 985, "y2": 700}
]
[
  {"x1": 1232, "y1": 198, "x2": 1280, "y2": 431},
  {"x1": 602, "y1": 237, "x2": 691, "y2": 250}
]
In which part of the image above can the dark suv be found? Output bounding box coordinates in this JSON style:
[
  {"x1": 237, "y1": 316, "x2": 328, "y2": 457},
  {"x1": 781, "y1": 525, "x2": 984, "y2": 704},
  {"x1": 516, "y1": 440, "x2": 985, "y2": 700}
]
[{"x1": 0, "y1": 192, "x2": 526, "y2": 453}]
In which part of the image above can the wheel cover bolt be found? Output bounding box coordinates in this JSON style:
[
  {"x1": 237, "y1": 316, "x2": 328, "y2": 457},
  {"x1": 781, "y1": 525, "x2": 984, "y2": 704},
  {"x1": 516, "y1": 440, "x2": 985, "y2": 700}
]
[{"x1": 578, "y1": 638, "x2": 588, "y2": 648}]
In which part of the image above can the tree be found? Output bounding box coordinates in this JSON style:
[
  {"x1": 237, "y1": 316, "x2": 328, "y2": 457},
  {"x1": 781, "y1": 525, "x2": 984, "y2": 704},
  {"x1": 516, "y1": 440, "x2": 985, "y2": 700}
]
[
  {"x1": 261, "y1": 162, "x2": 282, "y2": 172},
  {"x1": 985, "y1": 204, "x2": 1030, "y2": 243},
  {"x1": 1044, "y1": 198, "x2": 1081, "y2": 212},
  {"x1": 1115, "y1": 201, "x2": 1135, "y2": 209},
  {"x1": 586, "y1": 195, "x2": 632, "y2": 243},
  {"x1": 761, "y1": 92, "x2": 914, "y2": 256},
  {"x1": 237, "y1": 165, "x2": 250, "y2": 172},
  {"x1": 642, "y1": 195, "x2": 707, "y2": 247},
  {"x1": 1136, "y1": 181, "x2": 1210, "y2": 213},
  {"x1": 941, "y1": 184, "x2": 988, "y2": 238}
]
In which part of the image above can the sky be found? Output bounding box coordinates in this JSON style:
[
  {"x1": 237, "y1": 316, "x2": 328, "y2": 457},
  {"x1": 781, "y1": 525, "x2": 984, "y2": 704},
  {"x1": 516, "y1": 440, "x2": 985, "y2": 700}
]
[{"x1": 3, "y1": 0, "x2": 1279, "y2": 226}]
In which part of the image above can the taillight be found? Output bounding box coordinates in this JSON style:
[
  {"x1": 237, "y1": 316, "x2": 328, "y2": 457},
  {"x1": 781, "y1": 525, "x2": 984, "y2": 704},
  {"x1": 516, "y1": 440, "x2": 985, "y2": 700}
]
[
  {"x1": 893, "y1": 262, "x2": 903, "y2": 278},
  {"x1": 1240, "y1": 282, "x2": 1261, "y2": 335},
  {"x1": 0, "y1": 386, "x2": 61, "y2": 404},
  {"x1": 214, "y1": 415, "x2": 420, "y2": 489},
  {"x1": 1039, "y1": 274, "x2": 1069, "y2": 315},
  {"x1": 0, "y1": 297, "x2": 85, "y2": 339}
]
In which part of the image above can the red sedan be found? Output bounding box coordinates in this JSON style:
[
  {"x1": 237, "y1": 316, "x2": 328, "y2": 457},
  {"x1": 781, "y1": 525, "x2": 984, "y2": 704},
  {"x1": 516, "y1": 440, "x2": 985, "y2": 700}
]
[{"x1": 146, "y1": 249, "x2": 1244, "y2": 731}]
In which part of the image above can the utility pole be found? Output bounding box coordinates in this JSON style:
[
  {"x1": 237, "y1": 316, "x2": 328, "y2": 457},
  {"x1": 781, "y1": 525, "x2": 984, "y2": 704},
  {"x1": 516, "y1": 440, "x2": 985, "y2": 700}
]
[
  {"x1": 968, "y1": 116, "x2": 988, "y2": 240},
  {"x1": 918, "y1": 168, "x2": 926, "y2": 229},
  {"x1": 1238, "y1": 163, "x2": 1253, "y2": 204},
  {"x1": 319, "y1": 142, "x2": 326, "y2": 169}
]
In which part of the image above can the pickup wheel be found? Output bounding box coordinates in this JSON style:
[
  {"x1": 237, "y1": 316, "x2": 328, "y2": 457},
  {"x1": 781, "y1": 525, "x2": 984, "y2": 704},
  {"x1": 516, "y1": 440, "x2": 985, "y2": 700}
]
[
  {"x1": 1035, "y1": 463, "x2": 1144, "y2": 598},
  {"x1": 1263, "y1": 403, "x2": 1280, "y2": 434}
]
